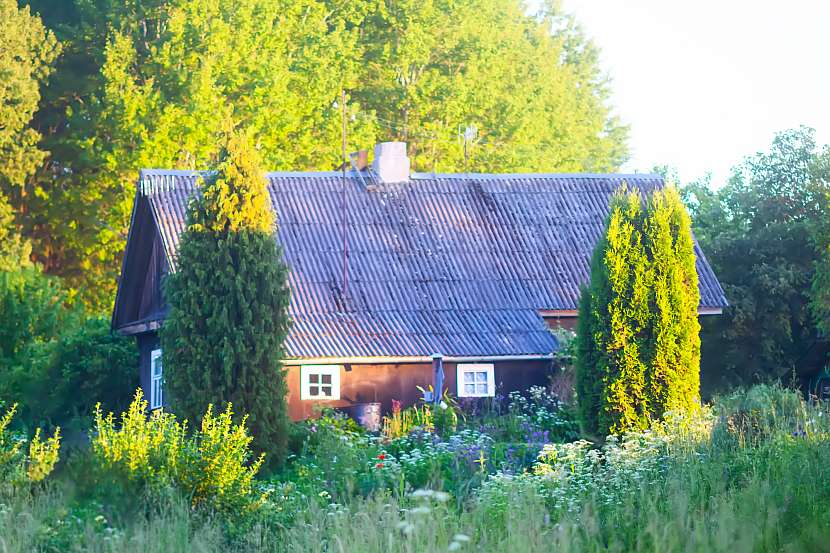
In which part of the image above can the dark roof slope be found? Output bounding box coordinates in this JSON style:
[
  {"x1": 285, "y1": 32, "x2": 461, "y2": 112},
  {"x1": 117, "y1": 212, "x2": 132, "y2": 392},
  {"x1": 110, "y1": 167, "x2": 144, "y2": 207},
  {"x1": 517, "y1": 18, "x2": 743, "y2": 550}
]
[{"x1": 121, "y1": 170, "x2": 727, "y2": 360}]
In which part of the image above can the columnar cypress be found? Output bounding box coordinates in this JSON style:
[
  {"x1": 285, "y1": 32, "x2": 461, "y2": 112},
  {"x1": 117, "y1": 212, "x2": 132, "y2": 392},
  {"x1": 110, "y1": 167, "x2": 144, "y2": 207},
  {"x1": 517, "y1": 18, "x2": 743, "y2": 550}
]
[
  {"x1": 576, "y1": 188, "x2": 651, "y2": 436},
  {"x1": 643, "y1": 186, "x2": 701, "y2": 415},
  {"x1": 576, "y1": 184, "x2": 701, "y2": 436},
  {"x1": 161, "y1": 129, "x2": 291, "y2": 467}
]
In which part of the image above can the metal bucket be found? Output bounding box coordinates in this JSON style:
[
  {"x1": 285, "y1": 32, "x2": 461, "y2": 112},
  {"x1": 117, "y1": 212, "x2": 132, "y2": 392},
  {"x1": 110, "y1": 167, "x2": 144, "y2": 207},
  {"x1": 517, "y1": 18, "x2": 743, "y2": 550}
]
[{"x1": 346, "y1": 402, "x2": 382, "y2": 432}]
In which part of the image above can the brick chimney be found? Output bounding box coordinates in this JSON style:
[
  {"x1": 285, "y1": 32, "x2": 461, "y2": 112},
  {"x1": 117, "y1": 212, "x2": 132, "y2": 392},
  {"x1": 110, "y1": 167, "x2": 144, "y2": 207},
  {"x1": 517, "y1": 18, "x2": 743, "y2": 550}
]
[{"x1": 372, "y1": 142, "x2": 410, "y2": 183}]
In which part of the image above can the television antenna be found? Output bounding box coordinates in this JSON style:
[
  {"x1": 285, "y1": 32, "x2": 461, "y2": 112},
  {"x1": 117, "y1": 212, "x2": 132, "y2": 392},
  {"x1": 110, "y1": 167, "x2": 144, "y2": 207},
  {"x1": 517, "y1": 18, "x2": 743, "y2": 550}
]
[{"x1": 458, "y1": 124, "x2": 478, "y2": 174}]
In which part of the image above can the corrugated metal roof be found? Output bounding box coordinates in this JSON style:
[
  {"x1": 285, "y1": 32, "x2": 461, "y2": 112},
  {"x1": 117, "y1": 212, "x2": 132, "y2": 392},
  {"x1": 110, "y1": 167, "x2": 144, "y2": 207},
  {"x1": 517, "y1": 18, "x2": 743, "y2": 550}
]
[{"x1": 137, "y1": 169, "x2": 728, "y2": 359}]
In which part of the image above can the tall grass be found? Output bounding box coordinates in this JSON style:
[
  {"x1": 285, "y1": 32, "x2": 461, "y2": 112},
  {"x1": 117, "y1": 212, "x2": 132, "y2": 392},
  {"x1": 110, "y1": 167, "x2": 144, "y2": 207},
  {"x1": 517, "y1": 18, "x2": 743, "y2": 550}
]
[{"x1": 1, "y1": 385, "x2": 828, "y2": 553}]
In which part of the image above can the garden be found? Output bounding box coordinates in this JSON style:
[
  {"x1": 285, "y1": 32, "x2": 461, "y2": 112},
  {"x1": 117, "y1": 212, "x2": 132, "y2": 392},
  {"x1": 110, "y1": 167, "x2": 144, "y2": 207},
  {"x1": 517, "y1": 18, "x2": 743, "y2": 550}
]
[{"x1": 2, "y1": 382, "x2": 830, "y2": 552}]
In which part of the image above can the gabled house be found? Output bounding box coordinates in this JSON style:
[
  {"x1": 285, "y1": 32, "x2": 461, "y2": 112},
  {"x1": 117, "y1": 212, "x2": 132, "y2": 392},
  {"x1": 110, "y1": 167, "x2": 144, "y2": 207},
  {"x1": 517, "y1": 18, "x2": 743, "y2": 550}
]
[{"x1": 111, "y1": 142, "x2": 728, "y2": 420}]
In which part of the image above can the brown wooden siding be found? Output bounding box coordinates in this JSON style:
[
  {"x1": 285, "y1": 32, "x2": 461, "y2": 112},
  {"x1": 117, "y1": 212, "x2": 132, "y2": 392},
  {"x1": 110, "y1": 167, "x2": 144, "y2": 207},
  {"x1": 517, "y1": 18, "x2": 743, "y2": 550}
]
[
  {"x1": 137, "y1": 332, "x2": 160, "y2": 404},
  {"x1": 287, "y1": 359, "x2": 553, "y2": 421},
  {"x1": 543, "y1": 316, "x2": 578, "y2": 331}
]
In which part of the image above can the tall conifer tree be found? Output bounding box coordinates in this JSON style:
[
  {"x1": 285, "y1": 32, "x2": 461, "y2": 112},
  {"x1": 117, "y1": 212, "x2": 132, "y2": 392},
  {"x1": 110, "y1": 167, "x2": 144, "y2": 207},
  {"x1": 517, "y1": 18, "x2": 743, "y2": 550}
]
[
  {"x1": 576, "y1": 184, "x2": 701, "y2": 436},
  {"x1": 576, "y1": 188, "x2": 651, "y2": 436},
  {"x1": 161, "y1": 128, "x2": 291, "y2": 467},
  {"x1": 643, "y1": 186, "x2": 701, "y2": 415}
]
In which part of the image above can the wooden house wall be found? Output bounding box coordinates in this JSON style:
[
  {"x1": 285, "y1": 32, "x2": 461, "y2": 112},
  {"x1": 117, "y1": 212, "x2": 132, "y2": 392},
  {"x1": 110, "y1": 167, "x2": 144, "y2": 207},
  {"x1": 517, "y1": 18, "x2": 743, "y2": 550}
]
[
  {"x1": 544, "y1": 316, "x2": 578, "y2": 332},
  {"x1": 286, "y1": 359, "x2": 554, "y2": 421},
  {"x1": 137, "y1": 332, "x2": 160, "y2": 403},
  {"x1": 134, "y1": 347, "x2": 554, "y2": 421}
]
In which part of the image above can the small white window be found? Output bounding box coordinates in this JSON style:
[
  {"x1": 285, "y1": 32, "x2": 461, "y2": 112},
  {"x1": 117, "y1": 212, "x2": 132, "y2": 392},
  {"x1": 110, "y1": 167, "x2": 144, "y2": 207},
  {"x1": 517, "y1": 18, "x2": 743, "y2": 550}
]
[
  {"x1": 300, "y1": 365, "x2": 341, "y2": 400},
  {"x1": 457, "y1": 363, "x2": 495, "y2": 397},
  {"x1": 150, "y1": 349, "x2": 163, "y2": 409}
]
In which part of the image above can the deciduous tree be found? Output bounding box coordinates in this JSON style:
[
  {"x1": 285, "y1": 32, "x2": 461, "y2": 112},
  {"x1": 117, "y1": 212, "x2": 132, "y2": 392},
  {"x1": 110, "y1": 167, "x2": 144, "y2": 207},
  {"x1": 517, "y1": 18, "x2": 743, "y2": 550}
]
[
  {"x1": 17, "y1": 0, "x2": 629, "y2": 311},
  {"x1": 683, "y1": 128, "x2": 830, "y2": 394},
  {"x1": 0, "y1": 0, "x2": 59, "y2": 190}
]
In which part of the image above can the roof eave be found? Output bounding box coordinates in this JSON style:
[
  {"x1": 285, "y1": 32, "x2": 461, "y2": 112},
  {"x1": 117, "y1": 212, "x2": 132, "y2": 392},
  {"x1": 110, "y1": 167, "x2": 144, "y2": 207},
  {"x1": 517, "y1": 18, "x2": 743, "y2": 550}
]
[{"x1": 282, "y1": 353, "x2": 555, "y2": 366}]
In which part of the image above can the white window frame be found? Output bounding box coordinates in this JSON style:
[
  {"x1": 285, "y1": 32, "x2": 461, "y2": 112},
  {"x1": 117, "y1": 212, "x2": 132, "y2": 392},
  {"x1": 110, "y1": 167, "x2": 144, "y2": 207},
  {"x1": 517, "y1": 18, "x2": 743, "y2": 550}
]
[
  {"x1": 457, "y1": 363, "x2": 495, "y2": 398},
  {"x1": 300, "y1": 365, "x2": 341, "y2": 401},
  {"x1": 150, "y1": 349, "x2": 163, "y2": 409}
]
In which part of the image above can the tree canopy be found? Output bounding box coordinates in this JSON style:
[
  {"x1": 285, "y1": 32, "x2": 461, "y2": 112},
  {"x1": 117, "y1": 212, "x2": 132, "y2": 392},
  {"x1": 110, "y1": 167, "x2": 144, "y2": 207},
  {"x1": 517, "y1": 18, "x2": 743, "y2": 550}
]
[
  {"x1": 13, "y1": 0, "x2": 628, "y2": 311},
  {"x1": 683, "y1": 127, "x2": 830, "y2": 394},
  {"x1": 0, "y1": 0, "x2": 59, "y2": 190}
]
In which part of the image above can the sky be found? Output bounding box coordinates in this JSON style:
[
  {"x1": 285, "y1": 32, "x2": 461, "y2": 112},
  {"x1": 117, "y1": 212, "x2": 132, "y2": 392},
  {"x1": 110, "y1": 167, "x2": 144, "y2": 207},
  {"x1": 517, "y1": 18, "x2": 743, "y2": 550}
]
[{"x1": 559, "y1": 0, "x2": 830, "y2": 185}]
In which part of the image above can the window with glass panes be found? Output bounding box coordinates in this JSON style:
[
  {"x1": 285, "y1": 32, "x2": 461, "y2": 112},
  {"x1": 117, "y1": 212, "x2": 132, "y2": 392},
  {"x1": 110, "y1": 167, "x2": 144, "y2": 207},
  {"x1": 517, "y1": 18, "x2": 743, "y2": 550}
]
[
  {"x1": 300, "y1": 365, "x2": 341, "y2": 400},
  {"x1": 457, "y1": 363, "x2": 495, "y2": 397},
  {"x1": 150, "y1": 349, "x2": 163, "y2": 409}
]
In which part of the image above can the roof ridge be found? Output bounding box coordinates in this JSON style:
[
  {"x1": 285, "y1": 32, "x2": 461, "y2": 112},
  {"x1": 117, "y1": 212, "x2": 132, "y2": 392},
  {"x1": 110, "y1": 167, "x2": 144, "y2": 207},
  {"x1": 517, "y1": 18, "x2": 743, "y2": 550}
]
[{"x1": 138, "y1": 168, "x2": 662, "y2": 195}]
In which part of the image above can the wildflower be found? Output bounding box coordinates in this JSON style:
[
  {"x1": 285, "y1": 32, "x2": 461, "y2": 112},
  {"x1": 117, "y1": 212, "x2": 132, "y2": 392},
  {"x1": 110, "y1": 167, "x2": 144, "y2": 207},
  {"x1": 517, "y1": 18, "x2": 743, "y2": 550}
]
[
  {"x1": 377, "y1": 453, "x2": 386, "y2": 461},
  {"x1": 318, "y1": 490, "x2": 331, "y2": 499},
  {"x1": 375, "y1": 462, "x2": 384, "y2": 469},
  {"x1": 433, "y1": 491, "x2": 451, "y2": 503}
]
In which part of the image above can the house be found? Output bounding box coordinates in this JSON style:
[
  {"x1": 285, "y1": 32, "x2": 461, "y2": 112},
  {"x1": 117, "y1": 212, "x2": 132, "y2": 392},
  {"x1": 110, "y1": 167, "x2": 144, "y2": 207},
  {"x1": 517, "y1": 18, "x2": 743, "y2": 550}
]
[{"x1": 111, "y1": 142, "x2": 728, "y2": 420}]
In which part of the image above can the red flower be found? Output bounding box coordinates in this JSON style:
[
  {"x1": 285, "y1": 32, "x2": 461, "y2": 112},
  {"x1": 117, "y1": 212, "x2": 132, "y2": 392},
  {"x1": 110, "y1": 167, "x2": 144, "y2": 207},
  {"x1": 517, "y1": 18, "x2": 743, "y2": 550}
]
[
  {"x1": 377, "y1": 453, "x2": 386, "y2": 461},
  {"x1": 375, "y1": 462, "x2": 384, "y2": 469}
]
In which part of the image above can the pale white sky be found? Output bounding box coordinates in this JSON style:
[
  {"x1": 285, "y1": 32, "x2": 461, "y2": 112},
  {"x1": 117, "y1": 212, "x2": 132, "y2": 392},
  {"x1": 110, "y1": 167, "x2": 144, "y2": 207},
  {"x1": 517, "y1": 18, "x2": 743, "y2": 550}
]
[{"x1": 559, "y1": 0, "x2": 830, "y2": 185}]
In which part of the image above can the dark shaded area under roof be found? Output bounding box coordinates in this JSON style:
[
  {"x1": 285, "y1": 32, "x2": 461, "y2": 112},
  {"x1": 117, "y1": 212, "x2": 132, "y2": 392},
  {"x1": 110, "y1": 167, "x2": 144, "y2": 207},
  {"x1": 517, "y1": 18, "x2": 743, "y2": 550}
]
[{"x1": 115, "y1": 170, "x2": 728, "y2": 360}]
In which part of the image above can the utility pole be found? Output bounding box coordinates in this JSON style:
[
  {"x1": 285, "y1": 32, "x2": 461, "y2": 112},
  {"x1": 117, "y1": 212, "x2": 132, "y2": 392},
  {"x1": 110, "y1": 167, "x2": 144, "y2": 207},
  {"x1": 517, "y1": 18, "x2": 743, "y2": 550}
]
[{"x1": 340, "y1": 90, "x2": 349, "y2": 308}]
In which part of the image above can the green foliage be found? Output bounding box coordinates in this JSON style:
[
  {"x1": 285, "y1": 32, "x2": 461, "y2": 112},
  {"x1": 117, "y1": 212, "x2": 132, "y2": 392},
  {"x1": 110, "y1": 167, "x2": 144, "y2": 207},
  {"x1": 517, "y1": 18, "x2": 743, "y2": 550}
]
[
  {"x1": 712, "y1": 384, "x2": 808, "y2": 447},
  {"x1": 0, "y1": 260, "x2": 137, "y2": 428},
  {"x1": 3, "y1": 386, "x2": 830, "y2": 551},
  {"x1": 431, "y1": 390, "x2": 461, "y2": 437},
  {"x1": 355, "y1": 0, "x2": 628, "y2": 174},
  {"x1": 0, "y1": 403, "x2": 61, "y2": 486},
  {"x1": 21, "y1": 316, "x2": 138, "y2": 428},
  {"x1": 0, "y1": 0, "x2": 59, "y2": 189},
  {"x1": 382, "y1": 401, "x2": 434, "y2": 440},
  {"x1": 577, "y1": 185, "x2": 701, "y2": 436},
  {"x1": 92, "y1": 390, "x2": 265, "y2": 517},
  {"x1": 683, "y1": 127, "x2": 830, "y2": 394},
  {"x1": 13, "y1": 0, "x2": 628, "y2": 310},
  {"x1": 0, "y1": 267, "x2": 65, "y2": 370},
  {"x1": 0, "y1": 193, "x2": 32, "y2": 272},
  {"x1": 643, "y1": 186, "x2": 701, "y2": 415},
  {"x1": 576, "y1": 188, "x2": 651, "y2": 435},
  {"x1": 25, "y1": 427, "x2": 61, "y2": 483},
  {"x1": 161, "y1": 130, "x2": 291, "y2": 467},
  {"x1": 189, "y1": 128, "x2": 274, "y2": 234}
]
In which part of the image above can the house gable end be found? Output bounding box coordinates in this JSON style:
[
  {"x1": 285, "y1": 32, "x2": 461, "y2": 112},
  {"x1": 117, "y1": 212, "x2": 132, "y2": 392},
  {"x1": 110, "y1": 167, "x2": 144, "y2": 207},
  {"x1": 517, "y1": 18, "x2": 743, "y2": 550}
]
[{"x1": 112, "y1": 193, "x2": 169, "y2": 334}]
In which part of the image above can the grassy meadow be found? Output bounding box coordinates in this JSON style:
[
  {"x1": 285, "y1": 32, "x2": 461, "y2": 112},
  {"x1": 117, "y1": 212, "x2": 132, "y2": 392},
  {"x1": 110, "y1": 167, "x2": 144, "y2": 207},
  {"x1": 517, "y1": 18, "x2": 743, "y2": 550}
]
[{"x1": 1, "y1": 384, "x2": 829, "y2": 553}]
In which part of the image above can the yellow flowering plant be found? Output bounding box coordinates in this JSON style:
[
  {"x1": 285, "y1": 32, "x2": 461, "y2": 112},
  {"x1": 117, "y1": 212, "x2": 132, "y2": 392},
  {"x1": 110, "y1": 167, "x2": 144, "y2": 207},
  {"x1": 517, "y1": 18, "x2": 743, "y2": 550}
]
[
  {"x1": 0, "y1": 403, "x2": 61, "y2": 486},
  {"x1": 91, "y1": 390, "x2": 264, "y2": 516}
]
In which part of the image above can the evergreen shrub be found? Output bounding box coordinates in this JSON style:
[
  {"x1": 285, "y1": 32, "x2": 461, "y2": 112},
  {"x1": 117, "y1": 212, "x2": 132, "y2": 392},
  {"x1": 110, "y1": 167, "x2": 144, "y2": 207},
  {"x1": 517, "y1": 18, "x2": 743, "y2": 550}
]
[
  {"x1": 161, "y1": 128, "x2": 291, "y2": 466},
  {"x1": 576, "y1": 185, "x2": 701, "y2": 436}
]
